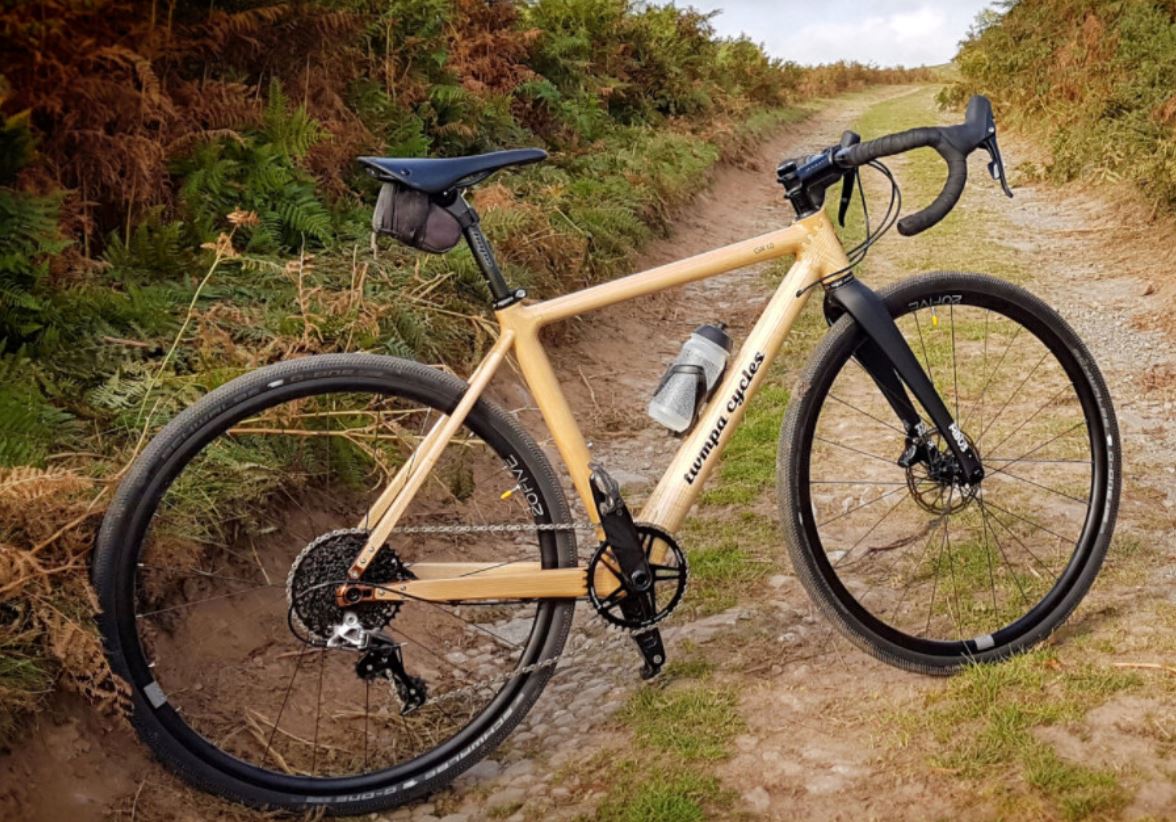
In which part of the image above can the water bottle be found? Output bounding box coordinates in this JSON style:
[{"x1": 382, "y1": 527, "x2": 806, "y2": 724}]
[{"x1": 648, "y1": 322, "x2": 732, "y2": 433}]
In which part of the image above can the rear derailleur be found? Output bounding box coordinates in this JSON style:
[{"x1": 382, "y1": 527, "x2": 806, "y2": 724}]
[
  {"x1": 355, "y1": 634, "x2": 428, "y2": 715},
  {"x1": 585, "y1": 465, "x2": 688, "y2": 680}
]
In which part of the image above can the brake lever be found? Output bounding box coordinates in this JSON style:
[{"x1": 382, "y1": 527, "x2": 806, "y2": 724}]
[
  {"x1": 836, "y1": 129, "x2": 861, "y2": 226},
  {"x1": 837, "y1": 168, "x2": 857, "y2": 227},
  {"x1": 981, "y1": 133, "x2": 1013, "y2": 198}
]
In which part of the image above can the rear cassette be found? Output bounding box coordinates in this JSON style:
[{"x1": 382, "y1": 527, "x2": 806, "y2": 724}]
[{"x1": 287, "y1": 529, "x2": 411, "y2": 642}]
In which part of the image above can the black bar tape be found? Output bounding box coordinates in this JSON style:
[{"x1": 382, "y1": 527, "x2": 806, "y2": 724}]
[
  {"x1": 837, "y1": 126, "x2": 968, "y2": 236},
  {"x1": 897, "y1": 145, "x2": 967, "y2": 236},
  {"x1": 839, "y1": 127, "x2": 940, "y2": 166}
]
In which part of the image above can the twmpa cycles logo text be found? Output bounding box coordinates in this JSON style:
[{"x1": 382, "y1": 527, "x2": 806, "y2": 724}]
[{"x1": 684, "y1": 351, "x2": 765, "y2": 485}]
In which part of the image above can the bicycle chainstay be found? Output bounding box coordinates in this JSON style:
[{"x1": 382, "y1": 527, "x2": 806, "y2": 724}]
[{"x1": 318, "y1": 519, "x2": 664, "y2": 711}]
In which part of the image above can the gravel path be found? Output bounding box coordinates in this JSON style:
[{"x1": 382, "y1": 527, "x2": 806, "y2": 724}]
[{"x1": 383, "y1": 87, "x2": 917, "y2": 822}]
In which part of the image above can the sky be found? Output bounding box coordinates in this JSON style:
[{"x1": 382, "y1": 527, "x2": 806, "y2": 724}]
[{"x1": 679, "y1": 0, "x2": 998, "y2": 67}]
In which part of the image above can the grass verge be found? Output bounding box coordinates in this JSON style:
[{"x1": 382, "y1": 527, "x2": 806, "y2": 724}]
[{"x1": 589, "y1": 660, "x2": 742, "y2": 822}]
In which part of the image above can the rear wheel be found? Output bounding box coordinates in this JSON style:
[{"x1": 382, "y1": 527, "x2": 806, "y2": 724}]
[
  {"x1": 779, "y1": 273, "x2": 1119, "y2": 673},
  {"x1": 92, "y1": 354, "x2": 576, "y2": 813}
]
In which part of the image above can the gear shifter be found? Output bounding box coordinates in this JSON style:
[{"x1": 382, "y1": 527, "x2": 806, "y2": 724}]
[{"x1": 981, "y1": 132, "x2": 1014, "y2": 198}]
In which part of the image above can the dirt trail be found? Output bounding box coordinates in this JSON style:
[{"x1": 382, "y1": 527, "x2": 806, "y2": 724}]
[
  {"x1": 701, "y1": 88, "x2": 1176, "y2": 820},
  {"x1": 5, "y1": 84, "x2": 1172, "y2": 821},
  {"x1": 542, "y1": 87, "x2": 914, "y2": 505},
  {"x1": 0, "y1": 87, "x2": 909, "y2": 822}
]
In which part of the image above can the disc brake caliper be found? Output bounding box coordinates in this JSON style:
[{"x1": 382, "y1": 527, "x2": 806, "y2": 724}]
[{"x1": 897, "y1": 421, "x2": 934, "y2": 469}]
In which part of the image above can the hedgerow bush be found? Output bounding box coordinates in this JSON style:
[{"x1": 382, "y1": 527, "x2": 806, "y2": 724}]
[
  {"x1": 944, "y1": 0, "x2": 1176, "y2": 207},
  {"x1": 0, "y1": 0, "x2": 928, "y2": 741}
]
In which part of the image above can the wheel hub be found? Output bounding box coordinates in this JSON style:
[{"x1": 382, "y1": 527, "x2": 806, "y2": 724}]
[
  {"x1": 287, "y1": 529, "x2": 411, "y2": 643},
  {"x1": 903, "y1": 434, "x2": 980, "y2": 515}
]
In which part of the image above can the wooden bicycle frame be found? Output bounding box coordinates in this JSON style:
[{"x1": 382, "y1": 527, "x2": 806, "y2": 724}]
[{"x1": 343, "y1": 210, "x2": 852, "y2": 604}]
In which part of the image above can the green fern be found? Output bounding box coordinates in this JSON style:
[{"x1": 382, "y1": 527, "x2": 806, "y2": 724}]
[
  {"x1": 348, "y1": 78, "x2": 430, "y2": 156},
  {"x1": 174, "y1": 134, "x2": 334, "y2": 252},
  {"x1": 262, "y1": 78, "x2": 324, "y2": 160},
  {"x1": 102, "y1": 207, "x2": 192, "y2": 278},
  {"x1": 0, "y1": 110, "x2": 36, "y2": 185},
  {"x1": 0, "y1": 356, "x2": 74, "y2": 466},
  {"x1": 0, "y1": 186, "x2": 67, "y2": 349}
]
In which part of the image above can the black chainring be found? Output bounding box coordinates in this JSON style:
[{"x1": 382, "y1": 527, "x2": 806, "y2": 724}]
[
  {"x1": 587, "y1": 523, "x2": 687, "y2": 629},
  {"x1": 288, "y1": 529, "x2": 411, "y2": 642}
]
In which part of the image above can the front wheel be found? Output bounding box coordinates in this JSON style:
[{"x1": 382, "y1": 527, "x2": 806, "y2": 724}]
[{"x1": 779, "y1": 273, "x2": 1120, "y2": 674}]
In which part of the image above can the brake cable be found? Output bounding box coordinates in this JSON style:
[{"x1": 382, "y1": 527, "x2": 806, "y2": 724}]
[{"x1": 797, "y1": 159, "x2": 902, "y2": 297}]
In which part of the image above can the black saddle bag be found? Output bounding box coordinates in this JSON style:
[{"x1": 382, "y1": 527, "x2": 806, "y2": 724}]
[{"x1": 372, "y1": 183, "x2": 463, "y2": 254}]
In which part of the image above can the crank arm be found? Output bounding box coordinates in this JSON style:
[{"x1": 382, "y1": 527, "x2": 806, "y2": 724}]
[
  {"x1": 632, "y1": 628, "x2": 666, "y2": 680},
  {"x1": 589, "y1": 464, "x2": 655, "y2": 596}
]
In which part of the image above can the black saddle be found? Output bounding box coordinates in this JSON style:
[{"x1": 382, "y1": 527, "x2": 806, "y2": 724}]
[{"x1": 358, "y1": 148, "x2": 547, "y2": 195}]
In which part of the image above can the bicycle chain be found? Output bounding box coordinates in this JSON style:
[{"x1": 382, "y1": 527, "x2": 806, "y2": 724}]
[
  {"x1": 386, "y1": 521, "x2": 598, "y2": 534},
  {"x1": 388, "y1": 519, "x2": 651, "y2": 709},
  {"x1": 412, "y1": 620, "x2": 648, "y2": 710},
  {"x1": 291, "y1": 520, "x2": 648, "y2": 711}
]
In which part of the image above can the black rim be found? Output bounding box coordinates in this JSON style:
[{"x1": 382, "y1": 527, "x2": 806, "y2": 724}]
[
  {"x1": 108, "y1": 372, "x2": 566, "y2": 797},
  {"x1": 796, "y1": 279, "x2": 1111, "y2": 658}
]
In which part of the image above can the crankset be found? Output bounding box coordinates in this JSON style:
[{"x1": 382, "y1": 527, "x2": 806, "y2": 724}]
[
  {"x1": 586, "y1": 465, "x2": 688, "y2": 679},
  {"x1": 587, "y1": 524, "x2": 688, "y2": 630}
]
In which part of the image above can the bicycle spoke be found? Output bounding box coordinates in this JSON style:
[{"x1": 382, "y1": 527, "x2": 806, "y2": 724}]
[
  {"x1": 978, "y1": 311, "x2": 989, "y2": 439},
  {"x1": 987, "y1": 420, "x2": 1088, "y2": 474},
  {"x1": 136, "y1": 583, "x2": 279, "y2": 618},
  {"x1": 888, "y1": 511, "x2": 947, "y2": 625},
  {"x1": 924, "y1": 489, "x2": 954, "y2": 637},
  {"x1": 961, "y1": 324, "x2": 1023, "y2": 431},
  {"x1": 813, "y1": 436, "x2": 898, "y2": 468},
  {"x1": 835, "y1": 491, "x2": 912, "y2": 567},
  {"x1": 985, "y1": 466, "x2": 1089, "y2": 506},
  {"x1": 982, "y1": 505, "x2": 998, "y2": 615},
  {"x1": 816, "y1": 486, "x2": 908, "y2": 528},
  {"x1": 363, "y1": 681, "x2": 370, "y2": 771},
  {"x1": 979, "y1": 500, "x2": 1055, "y2": 578},
  {"x1": 982, "y1": 382, "x2": 1075, "y2": 458},
  {"x1": 944, "y1": 494, "x2": 962, "y2": 638},
  {"x1": 264, "y1": 649, "x2": 311, "y2": 769},
  {"x1": 950, "y1": 303, "x2": 960, "y2": 420},
  {"x1": 978, "y1": 498, "x2": 1035, "y2": 604},
  {"x1": 979, "y1": 498, "x2": 1079, "y2": 546},
  {"x1": 983, "y1": 457, "x2": 1089, "y2": 465},
  {"x1": 913, "y1": 309, "x2": 938, "y2": 397},
  {"x1": 311, "y1": 649, "x2": 325, "y2": 775},
  {"x1": 976, "y1": 349, "x2": 1051, "y2": 446},
  {"x1": 850, "y1": 358, "x2": 931, "y2": 430},
  {"x1": 828, "y1": 392, "x2": 905, "y2": 435}
]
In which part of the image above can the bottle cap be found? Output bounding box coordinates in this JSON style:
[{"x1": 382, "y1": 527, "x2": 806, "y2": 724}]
[{"x1": 694, "y1": 322, "x2": 732, "y2": 351}]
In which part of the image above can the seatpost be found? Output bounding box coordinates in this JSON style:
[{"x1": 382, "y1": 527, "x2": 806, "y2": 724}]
[{"x1": 445, "y1": 195, "x2": 526, "y2": 309}]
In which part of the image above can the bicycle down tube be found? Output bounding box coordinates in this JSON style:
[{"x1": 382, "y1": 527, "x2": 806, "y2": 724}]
[{"x1": 345, "y1": 210, "x2": 851, "y2": 601}]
